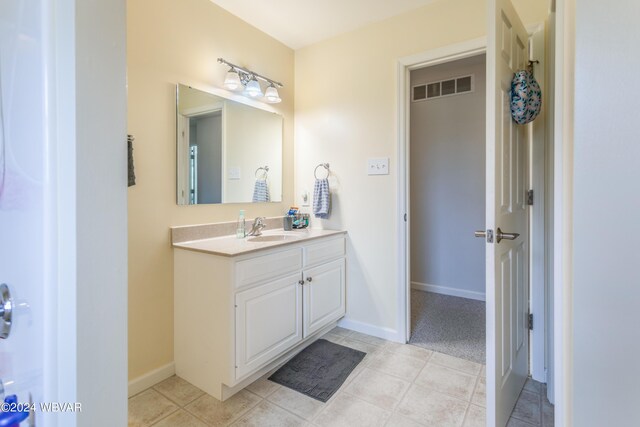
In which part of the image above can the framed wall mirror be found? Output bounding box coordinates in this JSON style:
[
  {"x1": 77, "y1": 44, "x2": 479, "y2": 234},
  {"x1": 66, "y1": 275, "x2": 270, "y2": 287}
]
[{"x1": 176, "y1": 84, "x2": 283, "y2": 205}]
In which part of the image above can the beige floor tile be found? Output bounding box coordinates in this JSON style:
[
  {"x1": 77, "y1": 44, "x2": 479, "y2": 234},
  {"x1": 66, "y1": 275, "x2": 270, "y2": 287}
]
[
  {"x1": 153, "y1": 375, "x2": 205, "y2": 406},
  {"x1": 128, "y1": 389, "x2": 179, "y2": 427},
  {"x1": 185, "y1": 390, "x2": 261, "y2": 426},
  {"x1": 480, "y1": 365, "x2": 486, "y2": 377},
  {"x1": 367, "y1": 351, "x2": 427, "y2": 382},
  {"x1": 348, "y1": 331, "x2": 388, "y2": 347},
  {"x1": 415, "y1": 363, "x2": 477, "y2": 401},
  {"x1": 523, "y1": 378, "x2": 542, "y2": 394},
  {"x1": 322, "y1": 333, "x2": 346, "y2": 344},
  {"x1": 267, "y1": 386, "x2": 325, "y2": 420},
  {"x1": 506, "y1": 418, "x2": 537, "y2": 427},
  {"x1": 471, "y1": 375, "x2": 486, "y2": 407},
  {"x1": 542, "y1": 400, "x2": 555, "y2": 426},
  {"x1": 245, "y1": 376, "x2": 281, "y2": 398},
  {"x1": 462, "y1": 404, "x2": 486, "y2": 427},
  {"x1": 151, "y1": 409, "x2": 207, "y2": 427},
  {"x1": 231, "y1": 400, "x2": 306, "y2": 427},
  {"x1": 383, "y1": 342, "x2": 432, "y2": 361},
  {"x1": 329, "y1": 327, "x2": 353, "y2": 338},
  {"x1": 342, "y1": 362, "x2": 366, "y2": 387},
  {"x1": 340, "y1": 338, "x2": 384, "y2": 366},
  {"x1": 384, "y1": 413, "x2": 426, "y2": 427},
  {"x1": 314, "y1": 393, "x2": 391, "y2": 427},
  {"x1": 343, "y1": 368, "x2": 410, "y2": 411},
  {"x1": 396, "y1": 384, "x2": 468, "y2": 427},
  {"x1": 510, "y1": 389, "x2": 541, "y2": 424},
  {"x1": 429, "y1": 352, "x2": 482, "y2": 376}
]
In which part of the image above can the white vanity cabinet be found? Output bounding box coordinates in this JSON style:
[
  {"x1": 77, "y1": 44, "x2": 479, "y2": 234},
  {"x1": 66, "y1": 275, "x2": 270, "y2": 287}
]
[
  {"x1": 235, "y1": 272, "x2": 303, "y2": 378},
  {"x1": 303, "y1": 258, "x2": 346, "y2": 337},
  {"x1": 173, "y1": 232, "x2": 346, "y2": 401}
]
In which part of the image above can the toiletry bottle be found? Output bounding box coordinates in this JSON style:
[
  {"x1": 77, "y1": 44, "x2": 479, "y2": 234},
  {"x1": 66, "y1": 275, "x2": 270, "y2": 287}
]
[{"x1": 236, "y1": 210, "x2": 246, "y2": 238}]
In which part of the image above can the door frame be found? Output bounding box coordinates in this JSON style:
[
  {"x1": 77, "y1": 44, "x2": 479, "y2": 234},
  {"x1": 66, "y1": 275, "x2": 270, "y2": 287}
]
[
  {"x1": 396, "y1": 31, "x2": 554, "y2": 422},
  {"x1": 396, "y1": 36, "x2": 487, "y2": 343}
]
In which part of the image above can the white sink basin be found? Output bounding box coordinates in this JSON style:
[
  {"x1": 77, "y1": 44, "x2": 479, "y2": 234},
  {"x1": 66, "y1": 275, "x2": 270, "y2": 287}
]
[{"x1": 247, "y1": 234, "x2": 301, "y2": 243}]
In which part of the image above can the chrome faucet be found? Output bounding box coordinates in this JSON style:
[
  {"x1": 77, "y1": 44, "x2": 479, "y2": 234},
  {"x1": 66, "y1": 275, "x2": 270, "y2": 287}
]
[{"x1": 247, "y1": 217, "x2": 266, "y2": 237}]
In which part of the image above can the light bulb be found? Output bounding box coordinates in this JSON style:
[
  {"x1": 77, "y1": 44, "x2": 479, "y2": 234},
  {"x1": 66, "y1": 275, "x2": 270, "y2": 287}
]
[
  {"x1": 264, "y1": 85, "x2": 282, "y2": 103},
  {"x1": 223, "y1": 68, "x2": 241, "y2": 91},
  {"x1": 245, "y1": 77, "x2": 263, "y2": 97}
]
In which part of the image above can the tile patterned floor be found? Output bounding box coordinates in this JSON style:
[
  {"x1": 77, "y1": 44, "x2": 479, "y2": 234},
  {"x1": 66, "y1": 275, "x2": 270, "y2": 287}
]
[{"x1": 129, "y1": 328, "x2": 553, "y2": 426}]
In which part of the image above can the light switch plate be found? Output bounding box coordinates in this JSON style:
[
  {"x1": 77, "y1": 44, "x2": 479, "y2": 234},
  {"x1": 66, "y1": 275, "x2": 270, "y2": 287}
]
[
  {"x1": 367, "y1": 157, "x2": 389, "y2": 175},
  {"x1": 301, "y1": 190, "x2": 310, "y2": 207},
  {"x1": 228, "y1": 167, "x2": 240, "y2": 180}
]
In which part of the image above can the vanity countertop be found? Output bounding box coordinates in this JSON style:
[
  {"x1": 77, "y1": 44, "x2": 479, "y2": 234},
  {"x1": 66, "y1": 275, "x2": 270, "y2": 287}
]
[{"x1": 172, "y1": 228, "x2": 346, "y2": 257}]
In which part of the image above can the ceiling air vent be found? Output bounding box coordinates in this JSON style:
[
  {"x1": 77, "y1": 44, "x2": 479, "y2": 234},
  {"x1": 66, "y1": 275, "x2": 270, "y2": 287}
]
[
  {"x1": 442, "y1": 79, "x2": 455, "y2": 96},
  {"x1": 413, "y1": 84, "x2": 427, "y2": 101},
  {"x1": 412, "y1": 74, "x2": 475, "y2": 102}
]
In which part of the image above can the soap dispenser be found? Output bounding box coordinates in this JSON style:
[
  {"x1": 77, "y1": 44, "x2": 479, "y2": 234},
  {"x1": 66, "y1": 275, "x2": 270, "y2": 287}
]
[{"x1": 236, "y1": 210, "x2": 246, "y2": 238}]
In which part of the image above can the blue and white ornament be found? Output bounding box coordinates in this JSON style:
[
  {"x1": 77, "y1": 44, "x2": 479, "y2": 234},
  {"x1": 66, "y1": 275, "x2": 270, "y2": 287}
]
[{"x1": 510, "y1": 70, "x2": 542, "y2": 125}]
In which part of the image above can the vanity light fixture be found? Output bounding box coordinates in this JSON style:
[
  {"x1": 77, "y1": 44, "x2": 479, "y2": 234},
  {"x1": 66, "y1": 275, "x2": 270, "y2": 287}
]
[
  {"x1": 245, "y1": 76, "x2": 263, "y2": 98},
  {"x1": 264, "y1": 83, "x2": 281, "y2": 103},
  {"x1": 223, "y1": 67, "x2": 242, "y2": 91},
  {"x1": 218, "y1": 58, "x2": 283, "y2": 103}
]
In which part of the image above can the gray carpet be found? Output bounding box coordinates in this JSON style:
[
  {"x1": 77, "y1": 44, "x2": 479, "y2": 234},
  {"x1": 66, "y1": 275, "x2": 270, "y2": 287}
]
[
  {"x1": 409, "y1": 290, "x2": 486, "y2": 364},
  {"x1": 268, "y1": 339, "x2": 366, "y2": 402}
]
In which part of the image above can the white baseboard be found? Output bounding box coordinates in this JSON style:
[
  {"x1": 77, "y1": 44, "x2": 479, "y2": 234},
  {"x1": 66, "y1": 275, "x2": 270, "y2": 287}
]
[
  {"x1": 128, "y1": 362, "x2": 175, "y2": 397},
  {"x1": 411, "y1": 281, "x2": 486, "y2": 301},
  {"x1": 338, "y1": 317, "x2": 404, "y2": 343}
]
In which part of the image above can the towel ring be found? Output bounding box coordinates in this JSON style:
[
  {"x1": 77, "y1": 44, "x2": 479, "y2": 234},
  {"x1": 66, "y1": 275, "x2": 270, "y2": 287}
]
[
  {"x1": 314, "y1": 163, "x2": 330, "y2": 179},
  {"x1": 255, "y1": 165, "x2": 269, "y2": 179}
]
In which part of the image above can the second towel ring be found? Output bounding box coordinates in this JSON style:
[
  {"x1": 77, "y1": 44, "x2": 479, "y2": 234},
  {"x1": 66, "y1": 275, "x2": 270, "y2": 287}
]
[
  {"x1": 255, "y1": 165, "x2": 269, "y2": 179},
  {"x1": 314, "y1": 163, "x2": 330, "y2": 179}
]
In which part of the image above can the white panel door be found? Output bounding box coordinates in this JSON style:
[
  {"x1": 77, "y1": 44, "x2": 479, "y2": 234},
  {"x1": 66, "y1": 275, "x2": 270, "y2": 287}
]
[
  {"x1": 487, "y1": 0, "x2": 530, "y2": 425},
  {"x1": 0, "y1": 0, "x2": 50, "y2": 425},
  {"x1": 303, "y1": 259, "x2": 346, "y2": 338},
  {"x1": 235, "y1": 274, "x2": 303, "y2": 379}
]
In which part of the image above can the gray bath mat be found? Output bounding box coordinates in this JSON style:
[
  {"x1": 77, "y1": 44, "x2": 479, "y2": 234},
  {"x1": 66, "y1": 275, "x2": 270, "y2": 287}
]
[{"x1": 268, "y1": 339, "x2": 366, "y2": 402}]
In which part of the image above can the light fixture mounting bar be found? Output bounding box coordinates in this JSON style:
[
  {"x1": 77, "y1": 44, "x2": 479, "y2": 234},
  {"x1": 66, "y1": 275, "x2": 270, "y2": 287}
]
[{"x1": 217, "y1": 58, "x2": 283, "y2": 88}]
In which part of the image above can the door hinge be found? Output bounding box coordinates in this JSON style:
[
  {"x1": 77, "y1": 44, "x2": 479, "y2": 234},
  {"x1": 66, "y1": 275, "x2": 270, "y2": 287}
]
[
  {"x1": 528, "y1": 313, "x2": 534, "y2": 330},
  {"x1": 527, "y1": 190, "x2": 534, "y2": 206}
]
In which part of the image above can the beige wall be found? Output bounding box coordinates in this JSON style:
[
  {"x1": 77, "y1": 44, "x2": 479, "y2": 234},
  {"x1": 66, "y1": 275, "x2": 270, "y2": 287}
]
[
  {"x1": 294, "y1": 0, "x2": 549, "y2": 335},
  {"x1": 127, "y1": 0, "x2": 294, "y2": 380}
]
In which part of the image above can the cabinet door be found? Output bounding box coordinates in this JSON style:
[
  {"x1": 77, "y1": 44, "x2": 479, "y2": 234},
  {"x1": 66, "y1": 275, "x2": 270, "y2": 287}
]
[
  {"x1": 303, "y1": 259, "x2": 346, "y2": 338},
  {"x1": 235, "y1": 274, "x2": 303, "y2": 379}
]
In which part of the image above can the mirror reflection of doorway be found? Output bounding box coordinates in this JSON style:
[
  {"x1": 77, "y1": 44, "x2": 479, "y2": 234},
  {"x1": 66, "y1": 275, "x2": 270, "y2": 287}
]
[{"x1": 186, "y1": 111, "x2": 223, "y2": 204}]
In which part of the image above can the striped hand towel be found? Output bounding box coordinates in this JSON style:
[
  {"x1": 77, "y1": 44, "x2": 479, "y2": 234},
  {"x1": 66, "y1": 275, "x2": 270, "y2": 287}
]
[
  {"x1": 313, "y1": 178, "x2": 331, "y2": 218},
  {"x1": 252, "y1": 179, "x2": 270, "y2": 202}
]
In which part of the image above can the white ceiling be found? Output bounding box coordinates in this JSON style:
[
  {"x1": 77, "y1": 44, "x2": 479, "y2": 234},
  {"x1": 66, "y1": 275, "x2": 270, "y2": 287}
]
[{"x1": 209, "y1": 0, "x2": 439, "y2": 50}]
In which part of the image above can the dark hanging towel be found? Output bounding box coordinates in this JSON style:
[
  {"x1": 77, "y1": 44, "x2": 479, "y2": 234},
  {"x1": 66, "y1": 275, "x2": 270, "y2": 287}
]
[{"x1": 127, "y1": 134, "x2": 136, "y2": 186}]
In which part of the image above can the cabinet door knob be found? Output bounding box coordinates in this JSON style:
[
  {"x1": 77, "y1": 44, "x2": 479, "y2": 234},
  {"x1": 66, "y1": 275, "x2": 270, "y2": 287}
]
[
  {"x1": 298, "y1": 280, "x2": 304, "y2": 285},
  {"x1": 306, "y1": 277, "x2": 312, "y2": 282}
]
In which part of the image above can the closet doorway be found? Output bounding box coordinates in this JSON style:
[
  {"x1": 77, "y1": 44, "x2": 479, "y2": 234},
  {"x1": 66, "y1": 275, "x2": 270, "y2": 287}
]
[{"x1": 408, "y1": 54, "x2": 486, "y2": 364}]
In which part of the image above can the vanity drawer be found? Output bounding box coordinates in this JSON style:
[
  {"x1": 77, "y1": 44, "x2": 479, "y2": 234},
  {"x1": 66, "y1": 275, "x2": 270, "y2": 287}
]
[
  {"x1": 235, "y1": 248, "x2": 302, "y2": 288},
  {"x1": 303, "y1": 237, "x2": 345, "y2": 267}
]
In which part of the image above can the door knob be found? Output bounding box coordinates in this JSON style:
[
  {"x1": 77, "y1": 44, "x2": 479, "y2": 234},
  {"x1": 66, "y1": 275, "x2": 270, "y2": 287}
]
[
  {"x1": 495, "y1": 227, "x2": 520, "y2": 243},
  {"x1": 306, "y1": 277, "x2": 312, "y2": 282},
  {"x1": 474, "y1": 229, "x2": 494, "y2": 243},
  {"x1": 0, "y1": 284, "x2": 13, "y2": 339}
]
